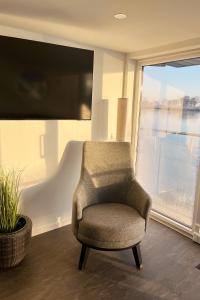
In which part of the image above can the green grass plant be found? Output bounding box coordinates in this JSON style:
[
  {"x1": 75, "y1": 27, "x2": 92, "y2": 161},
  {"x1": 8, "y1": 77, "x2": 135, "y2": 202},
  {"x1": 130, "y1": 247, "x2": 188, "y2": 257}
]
[{"x1": 0, "y1": 169, "x2": 21, "y2": 233}]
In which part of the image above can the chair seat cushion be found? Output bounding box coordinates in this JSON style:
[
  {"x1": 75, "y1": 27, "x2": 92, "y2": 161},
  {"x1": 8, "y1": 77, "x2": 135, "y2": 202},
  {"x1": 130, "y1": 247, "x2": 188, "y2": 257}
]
[{"x1": 78, "y1": 203, "x2": 145, "y2": 249}]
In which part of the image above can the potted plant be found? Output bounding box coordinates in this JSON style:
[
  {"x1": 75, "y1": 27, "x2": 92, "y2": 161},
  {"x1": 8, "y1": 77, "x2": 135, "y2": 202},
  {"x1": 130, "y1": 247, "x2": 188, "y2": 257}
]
[{"x1": 0, "y1": 169, "x2": 32, "y2": 268}]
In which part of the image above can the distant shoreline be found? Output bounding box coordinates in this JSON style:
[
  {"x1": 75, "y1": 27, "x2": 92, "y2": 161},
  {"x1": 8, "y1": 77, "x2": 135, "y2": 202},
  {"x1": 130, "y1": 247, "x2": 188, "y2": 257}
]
[{"x1": 141, "y1": 106, "x2": 200, "y2": 112}]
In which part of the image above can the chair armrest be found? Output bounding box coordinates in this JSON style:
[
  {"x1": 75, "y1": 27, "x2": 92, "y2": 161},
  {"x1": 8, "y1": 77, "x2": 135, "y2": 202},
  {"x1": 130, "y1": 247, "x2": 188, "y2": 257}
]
[
  {"x1": 126, "y1": 179, "x2": 152, "y2": 227},
  {"x1": 72, "y1": 180, "x2": 96, "y2": 237}
]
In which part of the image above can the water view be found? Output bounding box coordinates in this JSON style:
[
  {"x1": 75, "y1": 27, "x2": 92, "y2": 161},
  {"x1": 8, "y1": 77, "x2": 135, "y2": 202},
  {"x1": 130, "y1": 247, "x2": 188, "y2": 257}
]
[{"x1": 136, "y1": 108, "x2": 200, "y2": 226}]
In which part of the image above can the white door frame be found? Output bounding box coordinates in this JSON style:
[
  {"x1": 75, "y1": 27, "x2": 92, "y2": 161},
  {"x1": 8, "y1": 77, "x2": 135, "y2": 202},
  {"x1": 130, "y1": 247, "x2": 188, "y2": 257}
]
[{"x1": 130, "y1": 50, "x2": 200, "y2": 241}]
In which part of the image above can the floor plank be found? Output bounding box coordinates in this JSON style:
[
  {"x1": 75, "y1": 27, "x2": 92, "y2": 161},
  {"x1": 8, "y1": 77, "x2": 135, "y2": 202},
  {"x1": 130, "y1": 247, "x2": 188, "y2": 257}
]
[{"x1": 0, "y1": 220, "x2": 200, "y2": 300}]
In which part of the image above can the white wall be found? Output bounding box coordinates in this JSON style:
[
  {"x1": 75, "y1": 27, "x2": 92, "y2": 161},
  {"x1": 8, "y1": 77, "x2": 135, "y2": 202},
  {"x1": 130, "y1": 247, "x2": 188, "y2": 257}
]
[{"x1": 0, "y1": 25, "x2": 128, "y2": 235}]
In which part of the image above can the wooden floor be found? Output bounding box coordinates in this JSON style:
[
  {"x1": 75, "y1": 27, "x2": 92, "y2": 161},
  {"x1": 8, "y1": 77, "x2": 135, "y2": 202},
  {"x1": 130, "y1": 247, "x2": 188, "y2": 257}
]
[{"x1": 1, "y1": 220, "x2": 200, "y2": 300}]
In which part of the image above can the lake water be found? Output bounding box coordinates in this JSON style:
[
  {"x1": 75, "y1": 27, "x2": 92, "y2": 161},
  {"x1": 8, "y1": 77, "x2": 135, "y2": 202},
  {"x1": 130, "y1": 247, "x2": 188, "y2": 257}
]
[{"x1": 136, "y1": 109, "x2": 200, "y2": 226}]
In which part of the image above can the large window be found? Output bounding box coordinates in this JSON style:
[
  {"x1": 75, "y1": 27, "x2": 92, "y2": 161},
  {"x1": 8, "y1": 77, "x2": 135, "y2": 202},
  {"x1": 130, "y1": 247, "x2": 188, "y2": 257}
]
[{"x1": 136, "y1": 58, "x2": 200, "y2": 227}]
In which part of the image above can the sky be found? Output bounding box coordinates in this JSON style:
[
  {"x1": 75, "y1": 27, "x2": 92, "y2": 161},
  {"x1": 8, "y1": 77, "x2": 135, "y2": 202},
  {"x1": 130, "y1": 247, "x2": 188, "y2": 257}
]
[{"x1": 142, "y1": 64, "x2": 200, "y2": 102}]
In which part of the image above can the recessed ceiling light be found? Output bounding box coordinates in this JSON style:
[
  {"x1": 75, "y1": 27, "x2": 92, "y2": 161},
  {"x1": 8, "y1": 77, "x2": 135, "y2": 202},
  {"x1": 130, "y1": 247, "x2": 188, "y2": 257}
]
[{"x1": 114, "y1": 13, "x2": 127, "y2": 20}]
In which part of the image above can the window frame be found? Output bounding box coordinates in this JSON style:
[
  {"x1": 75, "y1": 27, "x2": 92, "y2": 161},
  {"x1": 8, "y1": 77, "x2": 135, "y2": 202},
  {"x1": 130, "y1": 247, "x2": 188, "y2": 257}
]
[{"x1": 131, "y1": 50, "x2": 200, "y2": 240}]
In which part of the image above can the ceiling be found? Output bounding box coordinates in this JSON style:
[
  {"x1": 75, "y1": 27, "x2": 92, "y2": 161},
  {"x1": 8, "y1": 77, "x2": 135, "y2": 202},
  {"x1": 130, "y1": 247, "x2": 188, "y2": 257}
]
[{"x1": 0, "y1": 0, "x2": 200, "y2": 54}]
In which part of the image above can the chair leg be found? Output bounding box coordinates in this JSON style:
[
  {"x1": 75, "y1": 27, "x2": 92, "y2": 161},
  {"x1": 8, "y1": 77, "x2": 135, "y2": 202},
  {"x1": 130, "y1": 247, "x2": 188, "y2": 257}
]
[
  {"x1": 132, "y1": 243, "x2": 143, "y2": 269},
  {"x1": 78, "y1": 244, "x2": 90, "y2": 270}
]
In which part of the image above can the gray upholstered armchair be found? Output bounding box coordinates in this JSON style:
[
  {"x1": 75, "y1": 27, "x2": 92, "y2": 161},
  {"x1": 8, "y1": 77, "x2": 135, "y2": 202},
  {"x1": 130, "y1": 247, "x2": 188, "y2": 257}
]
[{"x1": 72, "y1": 141, "x2": 151, "y2": 270}]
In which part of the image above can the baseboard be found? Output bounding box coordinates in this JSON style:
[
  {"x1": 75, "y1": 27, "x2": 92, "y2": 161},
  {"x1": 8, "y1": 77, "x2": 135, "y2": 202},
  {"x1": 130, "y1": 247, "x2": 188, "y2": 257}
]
[
  {"x1": 150, "y1": 210, "x2": 193, "y2": 239},
  {"x1": 32, "y1": 216, "x2": 71, "y2": 236},
  {"x1": 193, "y1": 223, "x2": 200, "y2": 244},
  {"x1": 193, "y1": 232, "x2": 200, "y2": 244}
]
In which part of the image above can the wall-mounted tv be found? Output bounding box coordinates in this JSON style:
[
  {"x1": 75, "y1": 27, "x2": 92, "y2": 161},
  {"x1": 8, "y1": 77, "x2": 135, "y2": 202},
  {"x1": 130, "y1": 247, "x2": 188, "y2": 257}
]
[{"x1": 0, "y1": 35, "x2": 94, "y2": 120}]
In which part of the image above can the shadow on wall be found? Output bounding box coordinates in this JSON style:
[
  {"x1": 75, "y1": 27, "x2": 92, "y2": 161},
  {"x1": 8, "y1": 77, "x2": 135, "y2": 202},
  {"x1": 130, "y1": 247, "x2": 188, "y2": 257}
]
[
  {"x1": 0, "y1": 40, "x2": 130, "y2": 236},
  {"x1": 20, "y1": 141, "x2": 83, "y2": 236},
  {"x1": 42, "y1": 120, "x2": 58, "y2": 176}
]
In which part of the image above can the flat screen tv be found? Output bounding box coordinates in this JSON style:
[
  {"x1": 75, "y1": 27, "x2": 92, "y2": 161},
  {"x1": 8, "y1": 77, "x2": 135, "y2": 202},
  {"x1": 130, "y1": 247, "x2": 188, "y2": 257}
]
[{"x1": 0, "y1": 35, "x2": 94, "y2": 120}]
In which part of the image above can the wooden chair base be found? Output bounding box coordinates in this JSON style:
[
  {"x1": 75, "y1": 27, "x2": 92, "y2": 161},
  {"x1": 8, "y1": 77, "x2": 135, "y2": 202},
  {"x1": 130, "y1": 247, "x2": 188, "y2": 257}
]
[{"x1": 78, "y1": 243, "x2": 143, "y2": 270}]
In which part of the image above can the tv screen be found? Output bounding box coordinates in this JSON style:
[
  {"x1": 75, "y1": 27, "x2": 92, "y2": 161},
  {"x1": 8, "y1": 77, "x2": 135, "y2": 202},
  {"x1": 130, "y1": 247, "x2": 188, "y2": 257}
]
[{"x1": 0, "y1": 35, "x2": 94, "y2": 120}]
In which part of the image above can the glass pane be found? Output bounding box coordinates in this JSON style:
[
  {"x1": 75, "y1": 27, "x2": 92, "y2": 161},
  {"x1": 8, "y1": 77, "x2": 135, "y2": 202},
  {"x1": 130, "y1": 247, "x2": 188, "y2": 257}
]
[{"x1": 136, "y1": 59, "x2": 200, "y2": 227}]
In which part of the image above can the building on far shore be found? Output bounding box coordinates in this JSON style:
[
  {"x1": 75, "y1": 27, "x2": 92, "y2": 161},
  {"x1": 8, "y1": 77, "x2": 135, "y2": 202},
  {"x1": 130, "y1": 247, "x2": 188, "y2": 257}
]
[{"x1": 142, "y1": 96, "x2": 200, "y2": 111}]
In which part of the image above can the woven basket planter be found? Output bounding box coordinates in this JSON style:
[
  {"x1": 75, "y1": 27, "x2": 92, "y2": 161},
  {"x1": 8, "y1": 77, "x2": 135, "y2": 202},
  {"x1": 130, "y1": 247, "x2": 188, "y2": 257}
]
[{"x1": 0, "y1": 215, "x2": 32, "y2": 269}]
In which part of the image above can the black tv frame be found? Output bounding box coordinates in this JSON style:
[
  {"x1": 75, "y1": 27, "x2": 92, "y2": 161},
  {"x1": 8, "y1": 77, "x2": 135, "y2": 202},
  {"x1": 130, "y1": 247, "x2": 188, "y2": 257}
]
[{"x1": 0, "y1": 35, "x2": 94, "y2": 120}]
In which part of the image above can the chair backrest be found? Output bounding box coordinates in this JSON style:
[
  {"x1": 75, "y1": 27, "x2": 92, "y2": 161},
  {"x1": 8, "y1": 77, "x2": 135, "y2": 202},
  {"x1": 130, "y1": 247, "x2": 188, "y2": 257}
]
[{"x1": 81, "y1": 141, "x2": 133, "y2": 203}]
